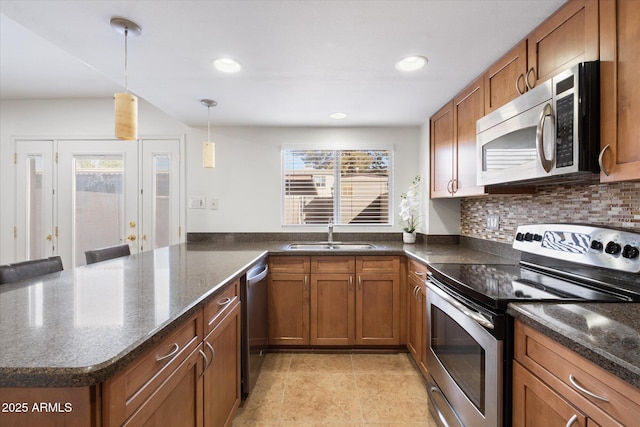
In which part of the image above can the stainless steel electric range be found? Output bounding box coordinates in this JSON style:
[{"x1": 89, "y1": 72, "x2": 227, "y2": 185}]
[{"x1": 424, "y1": 224, "x2": 640, "y2": 427}]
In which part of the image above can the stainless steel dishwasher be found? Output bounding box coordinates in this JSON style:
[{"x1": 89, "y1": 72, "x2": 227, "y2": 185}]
[{"x1": 241, "y1": 260, "x2": 269, "y2": 398}]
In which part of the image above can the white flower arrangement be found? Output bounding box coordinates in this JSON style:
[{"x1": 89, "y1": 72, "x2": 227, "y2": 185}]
[{"x1": 399, "y1": 175, "x2": 421, "y2": 233}]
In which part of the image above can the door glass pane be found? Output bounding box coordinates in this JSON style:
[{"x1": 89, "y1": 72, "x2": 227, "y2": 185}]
[
  {"x1": 431, "y1": 306, "x2": 486, "y2": 413},
  {"x1": 74, "y1": 156, "x2": 124, "y2": 266},
  {"x1": 153, "y1": 154, "x2": 170, "y2": 248},
  {"x1": 26, "y1": 156, "x2": 44, "y2": 259}
]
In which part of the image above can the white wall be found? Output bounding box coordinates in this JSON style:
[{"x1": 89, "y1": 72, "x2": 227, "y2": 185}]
[
  {"x1": 0, "y1": 98, "x2": 187, "y2": 263},
  {"x1": 418, "y1": 121, "x2": 461, "y2": 235},
  {"x1": 185, "y1": 126, "x2": 422, "y2": 233},
  {"x1": 1, "y1": 97, "x2": 459, "y2": 262}
]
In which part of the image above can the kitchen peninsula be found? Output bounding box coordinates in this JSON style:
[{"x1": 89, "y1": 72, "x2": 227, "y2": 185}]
[{"x1": 1, "y1": 240, "x2": 639, "y2": 426}]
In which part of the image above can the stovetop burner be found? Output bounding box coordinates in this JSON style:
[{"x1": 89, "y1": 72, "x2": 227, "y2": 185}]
[
  {"x1": 428, "y1": 224, "x2": 640, "y2": 311},
  {"x1": 428, "y1": 263, "x2": 635, "y2": 311}
]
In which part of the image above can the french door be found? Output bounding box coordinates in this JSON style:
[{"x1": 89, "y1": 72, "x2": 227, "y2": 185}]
[
  {"x1": 15, "y1": 140, "x2": 55, "y2": 260},
  {"x1": 57, "y1": 140, "x2": 139, "y2": 267},
  {"x1": 141, "y1": 139, "x2": 181, "y2": 251},
  {"x1": 15, "y1": 138, "x2": 182, "y2": 268}
]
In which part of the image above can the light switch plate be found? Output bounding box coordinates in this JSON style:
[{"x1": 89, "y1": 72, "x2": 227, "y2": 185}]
[{"x1": 188, "y1": 196, "x2": 206, "y2": 209}]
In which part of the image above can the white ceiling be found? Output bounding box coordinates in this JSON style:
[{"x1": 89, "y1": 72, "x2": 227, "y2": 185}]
[{"x1": 0, "y1": 0, "x2": 566, "y2": 127}]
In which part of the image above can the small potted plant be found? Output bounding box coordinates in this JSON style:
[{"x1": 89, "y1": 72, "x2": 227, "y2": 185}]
[{"x1": 399, "y1": 175, "x2": 421, "y2": 243}]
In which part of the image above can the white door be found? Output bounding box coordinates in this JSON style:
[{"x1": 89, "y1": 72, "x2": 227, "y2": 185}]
[
  {"x1": 57, "y1": 140, "x2": 139, "y2": 267},
  {"x1": 15, "y1": 140, "x2": 55, "y2": 261},
  {"x1": 141, "y1": 139, "x2": 181, "y2": 251}
]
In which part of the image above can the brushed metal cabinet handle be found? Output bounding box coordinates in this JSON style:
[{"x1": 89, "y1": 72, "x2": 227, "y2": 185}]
[
  {"x1": 199, "y1": 349, "x2": 209, "y2": 377},
  {"x1": 565, "y1": 414, "x2": 578, "y2": 427},
  {"x1": 516, "y1": 73, "x2": 526, "y2": 95},
  {"x1": 526, "y1": 67, "x2": 536, "y2": 90},
  {"x1": 569, "y1": 374, "x2": 609, "y2": 402},
  {"x1": 217, "y1": 296, "x2": 232, "y2": 306},
  {"x1": 156, "y1": 342, "x2": 179, "y2": 362},
  {"x1": 598, "y1": 144, "x2": 611, "y2": 176}
]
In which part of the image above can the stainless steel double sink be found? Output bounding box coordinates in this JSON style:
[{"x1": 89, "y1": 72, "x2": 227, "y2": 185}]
[{"x1": 286, "y1": 242, "x2": 376, "y2": 250}]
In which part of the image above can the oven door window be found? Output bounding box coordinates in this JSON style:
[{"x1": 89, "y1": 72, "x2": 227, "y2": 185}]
[{"x1": 431, "y1": 305, "x2": 485, "y2": 413}]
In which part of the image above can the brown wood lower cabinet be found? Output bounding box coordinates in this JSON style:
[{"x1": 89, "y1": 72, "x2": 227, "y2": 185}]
[
  {"x1": 269, "y1": 255, "x2": 401, "y2": 347},
  {"x1": 356, "y1": 272, "x2": 400, "y2": 345},
  {"x1": 102, "y1": 280, "x2": 242, "y2": 427},
  {"x1": 406, "y1": 271, "x2": 427, "y2": 377},
  {"x1": 513, "y1": 361, "x2": 588, "y2": 427},
  {"x1": 310, "y1": 272, "x2": 355, "y2": 345},
  {"x1": 203, "y1": 301, "x2": 241, "y2": 427},
  {"x1": 513, "y1": 319, "x2": 640, "y2": 426}
]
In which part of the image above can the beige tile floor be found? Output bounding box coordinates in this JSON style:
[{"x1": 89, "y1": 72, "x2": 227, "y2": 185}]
[{"x1": 232, "y1": 353, "x2": 439, "y2": 426}]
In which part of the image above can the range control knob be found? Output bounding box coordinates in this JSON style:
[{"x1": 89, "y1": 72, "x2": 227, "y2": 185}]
[
  {"x1": 515, "y1": 232, "x2": 524, "y2": 241},
  {"x1": 605, "y1": 241, "x2": 622, "y2": 255},
  {"x1": 622, "y1": 245, "x2": 640, "y2": 259},
  {"x1": 534, "y1": 234, "x2": 542, "y2": 242},
  {"x1": 524, "y1": 232, "x2": 533, "y2": 241},
  {"x1": 590, "y1": 240, "x2": 603, "y2": 251}
]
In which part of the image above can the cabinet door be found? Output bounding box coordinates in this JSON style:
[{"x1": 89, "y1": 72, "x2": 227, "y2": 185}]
[
  {"x1": 513, "y1": 361, "x2": 587, "y2": 427},
  {"x1": 310, "y1": 273, "x2": 355, "y2": 345},
  {"x1": 484, "y1": 41, "x2": 527, "y2": 113},
  {"x1": 406, "y1": 275, "x2": 422, "y2": 364},
  {"x1": 203, "y1": 302, "x2": 241, "y2": 427},
  {"x1": 268, "y1": 273, "x2": 309, "y2": 345},
  {"x1": 430, "y1": 101, "x2": 455, "y2": 198},
  {"x1": 453, "y1": 76, "x2": 485, "y2": 197},
  {"x1": 122, "y1": 347, "x2": 204, "y2": 427},
  {"x1": 356, "y1": 273, "x2": 400, "y2": 345},
  {"x1": 599, "y1": 0, "x2": 640, "y2": 182},
  {"x1": 527, "y1": 0, "x2": 598, "y2": 88}
]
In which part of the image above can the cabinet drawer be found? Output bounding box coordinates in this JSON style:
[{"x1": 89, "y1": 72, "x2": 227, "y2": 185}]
[
  {"x1": 103, "y1": 311, "x2": 202, "y2": 427},
  {"x1": 269, "y1": 256, "x2": 310, "y2": 273},
  {"x1": 514, "y1": 320, "x2": 640, "y2": 426},
  {"x1": 311, "y1": 256, "x2": 355, "y2": 273},
  {"x1": 204, "y1": 279, "x2": 240, "y2": 335},
  {"x1": 408, "y1": 258, "x2": 428, "y2": 282},
  {"x1": 356, "y1": 256, "x2": 400, "y2": 273}
]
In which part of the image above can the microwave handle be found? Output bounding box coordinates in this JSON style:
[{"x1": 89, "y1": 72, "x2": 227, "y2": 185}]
[{"x1": 536, "y1": 102, "x2": 555, "y2": 173}]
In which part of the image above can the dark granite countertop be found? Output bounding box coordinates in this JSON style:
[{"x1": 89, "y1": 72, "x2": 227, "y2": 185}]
[
  {"x1": 508, "y1": 303, "x2": 640, "y2": 389},
  {"x1": 0, "y1": 239, "x2": 516, "y2": 388},
  {"x1": 4, "y1": 238, "x2": 638, "y2": 391},
  {"x1": 0, "y1": 244, "x2": 267, "y2": 388}
]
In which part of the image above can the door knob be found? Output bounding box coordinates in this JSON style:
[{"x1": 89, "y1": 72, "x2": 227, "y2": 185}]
[
  {"x1": 126, "y1": 234, "x2": 137, "y2": 241},
  {"x1": 129, "y1": 221, "x2": 136, "y2": 228},
  {"x1": 46, "y1": 234, "x2": 52, "y2": 241}
]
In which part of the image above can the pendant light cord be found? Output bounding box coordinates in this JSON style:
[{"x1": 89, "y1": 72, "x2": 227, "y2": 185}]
[
  {"x1": 207, "y1": 105, "x2": 211, "y2": 141},
  {"x1": 124, "y1": 27, "x2": 129, "y2": 93}
]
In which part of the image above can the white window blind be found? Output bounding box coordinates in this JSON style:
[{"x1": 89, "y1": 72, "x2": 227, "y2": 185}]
[{"x1": 283, "y1": 149, "x2": 391, "y2": 225}]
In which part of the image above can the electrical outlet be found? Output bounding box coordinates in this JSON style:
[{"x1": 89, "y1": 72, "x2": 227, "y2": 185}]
[
  {"x1": 487, "y1": 214, "x2": 500, "y2": 230},
  {"x1": 209, "y1": 198, "x2": 219, "y2": 210}
]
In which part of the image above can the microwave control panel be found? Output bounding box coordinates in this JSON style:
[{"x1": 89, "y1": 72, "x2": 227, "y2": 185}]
[{"x1": 555, "y1": 94, "x2": 574, "y2": 167}]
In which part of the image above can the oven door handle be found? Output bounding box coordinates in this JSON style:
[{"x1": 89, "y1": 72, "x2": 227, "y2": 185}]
[
  {"x1": 428, "y1": 386, "x2": 453, "y2": 427},
  {"x1": 428, "y1": 278, "x2": 495, "y2": 330}
]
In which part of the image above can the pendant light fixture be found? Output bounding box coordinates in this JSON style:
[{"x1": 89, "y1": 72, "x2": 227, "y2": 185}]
[
  {"x1": 111, "y1": 17, "x2": 142, "y2": 140},
  {"x1": 201, "y1": 99, "x2": 217, "y2": 168}
]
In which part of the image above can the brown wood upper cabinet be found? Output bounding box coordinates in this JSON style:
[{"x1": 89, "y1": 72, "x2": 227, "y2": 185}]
[
  {"x1": 484, "y1": 0, "x2": 598, "y2": 114},
  {"x1": 430, "y1": 76, "x2": 495, "y2": 198},
  {"x1": 599, "y1": 0, "x2": 640, "y2": 182},
  {"x1": 484, "y1": 41, "x2": 527, "y2": 114}
]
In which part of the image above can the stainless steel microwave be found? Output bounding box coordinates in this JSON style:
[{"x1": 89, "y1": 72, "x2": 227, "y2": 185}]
[{"x1": 477, "y1": 61, "x2": 600, "y2": 186}]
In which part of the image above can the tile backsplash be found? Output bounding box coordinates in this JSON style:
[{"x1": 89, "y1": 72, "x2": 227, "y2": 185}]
[{"x1": 461, "y1": 181, "x2": 640, "y2": 244}]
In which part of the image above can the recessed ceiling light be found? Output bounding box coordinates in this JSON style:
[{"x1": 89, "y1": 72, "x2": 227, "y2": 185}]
[
  {"x1": 395, "y1": 55, "x2": 428, "y2": 72},
  {"x1": 329, "y1": 112, "x2": 348, "y2": 120},
  {"x1": 213, "y1": 57, "x2": 242, "y2": 73}
]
